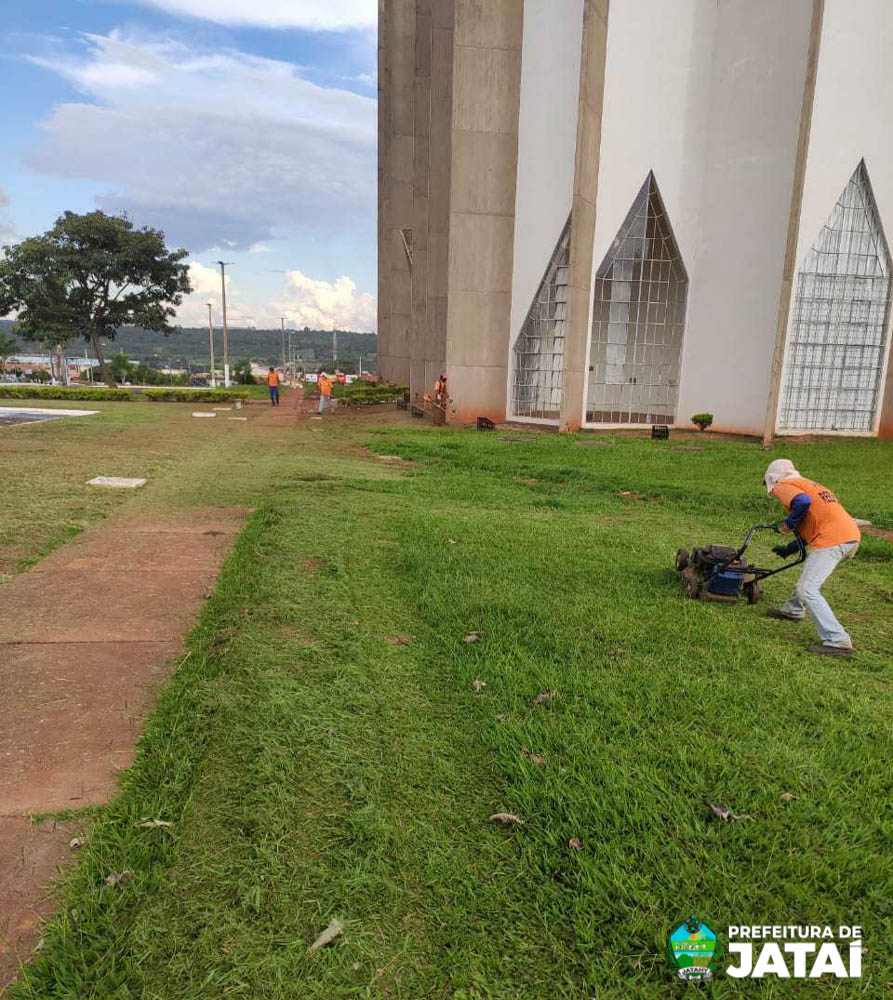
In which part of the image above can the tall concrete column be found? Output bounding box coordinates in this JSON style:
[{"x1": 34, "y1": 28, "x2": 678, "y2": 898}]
[
  {"x1": 559, "y1": 0, "x2": 609, "y2": 433},
  {"x1": 761, "y1": 0, "x2": 824, "y2": 446},
  {"x1": 409, "y1": 0, "x2": 454, "y2": 401},
  {"x1": 378, "y1": 0, "x2": 415, "y2": 385},
  {"x1": 878, "y1": 349, "x2": 893, "y2": 439},
  {"x1": 444, "y1": 0, "x2": 524, "y2": 423}
]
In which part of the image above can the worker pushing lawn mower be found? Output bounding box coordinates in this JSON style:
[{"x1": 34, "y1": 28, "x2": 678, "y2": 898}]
[
  {"x1": 762, "y1": 459, "x2": 861, "y2": 657},
  {"x1": 675, "y1": 459, "x2": 860, "y2": 657}
]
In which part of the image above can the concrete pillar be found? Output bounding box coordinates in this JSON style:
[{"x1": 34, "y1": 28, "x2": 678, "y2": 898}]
[
  {"x1": 559, "y1": 0, "x2": 609, "y2": 433},
  {"x1": 879, "y1": 347, "x2": 893, "y2": 439},
  {"x1": 378, "y1": 0, "x2": 415, "y2": 385},
  {"x1": 762, "y1": 0, "x2": 824, "y2": 446},
  {"x1": 444, "y1": 0, "x2": 524, "y2": 423},
  {"x1": 409, "y1": 0, "x2": 454, "y2": 403}
]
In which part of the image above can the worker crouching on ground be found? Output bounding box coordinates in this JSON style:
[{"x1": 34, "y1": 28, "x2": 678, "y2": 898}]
[
  {"x1": 317, "y1": 372, "x2": 335, "y2": 414},
  {"x1": 764, "y1": 459, "x2": 861, "y2": 657},
  {"x1": 266, "y1": 367, "x2": 280, "y2": 406}
]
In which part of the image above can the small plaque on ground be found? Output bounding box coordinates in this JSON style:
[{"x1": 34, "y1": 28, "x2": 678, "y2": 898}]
[
  {"x1": 228, "y1": 417, "x2": 248, "y2": 421},
  {"x1": 212, "y1": 407, "x2": 232, "y2": 411},
  {"x1": 87, "y1": 476, "x2": 147, "y2": 489},
  {"x1": 192, "y1": 412, "x2": 217, "y2": 418}
]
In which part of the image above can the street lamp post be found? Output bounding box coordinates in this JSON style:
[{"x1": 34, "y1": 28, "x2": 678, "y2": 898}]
[
  {"x1": 216, "y1": 260, "x2": 233, "y2": 386},
  {"x1": 207, "y1": 301, "x2": 216, "y2": 387}
]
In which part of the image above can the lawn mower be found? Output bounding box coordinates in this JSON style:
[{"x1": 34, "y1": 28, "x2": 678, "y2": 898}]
[{"x1": 674, "y1": 524, "x2": 806, "y2": 604}]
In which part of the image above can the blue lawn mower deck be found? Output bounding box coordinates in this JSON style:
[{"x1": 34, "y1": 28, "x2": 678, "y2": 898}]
[{"x1": 675, "y1": 524, "x2": 805, "y2": 604}]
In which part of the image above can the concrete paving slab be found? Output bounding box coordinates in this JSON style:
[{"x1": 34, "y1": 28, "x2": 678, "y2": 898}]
[
  {"x1": 0, "y1": 641, "x2": 182, "y2": 814},
  {"x1": 86, "y1": 476, "x2": 147, "y2": 488},
  {"x1": 0, "y1": 507, "x2": 247, "y2": 988},
  {"x1": 0, "y1": 816, "x2": 72, "y2": 987},
  {"x1": 0, "y1": 570, "x2": 215, "y2": 643},
  {"x1": 0, "y1": 408, "x2": 99, "y2": 417},
  {"x1": 31, "y1": 528, "x2": 236, "y2": 574}
]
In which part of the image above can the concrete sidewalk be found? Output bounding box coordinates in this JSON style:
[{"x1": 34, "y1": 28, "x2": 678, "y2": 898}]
[{"x1": 0, "y1": 508, "x2": 248, "y2": 988}]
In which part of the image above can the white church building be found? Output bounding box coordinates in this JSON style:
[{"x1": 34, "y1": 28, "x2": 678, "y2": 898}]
[{"x1": 378, "y1": 0, "x2": 893, "y2": 439}]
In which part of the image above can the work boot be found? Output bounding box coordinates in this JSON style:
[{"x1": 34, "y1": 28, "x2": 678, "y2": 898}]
[
  {"x1": 766, "y1": 608, "x2": 804, "y2": 622},
  {"x1": 807, "y1": 644, "x2": 853, "y2": 657}
]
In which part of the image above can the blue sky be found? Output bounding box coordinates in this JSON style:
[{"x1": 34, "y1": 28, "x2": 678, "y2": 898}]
[{"x1": 0, "y1": 0, "x2": 378, "y2": 330}]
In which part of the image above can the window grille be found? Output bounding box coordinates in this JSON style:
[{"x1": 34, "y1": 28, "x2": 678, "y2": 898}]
[
  {"x1": 779, "y1": 161, "x2": 892, "y2": 433},
  {"x1": 511, "y1": 215, "x2": 572, "y2": 419},
  {"x1": 587, "y1": 172, "x2": 687, "y2": 425}
]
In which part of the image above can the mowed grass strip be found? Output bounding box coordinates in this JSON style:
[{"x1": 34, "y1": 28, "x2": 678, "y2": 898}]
[{"x1": 9, "y1": 426, "x2": 893, "y2": 999}]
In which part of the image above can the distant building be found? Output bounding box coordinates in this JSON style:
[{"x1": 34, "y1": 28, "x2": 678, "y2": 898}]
[
  {"x1": 1, "y1": 354, "x2": 99, "y2": 374},
  {"x1": 378, "y1": 0, "x2": 893, "y2": 438}
]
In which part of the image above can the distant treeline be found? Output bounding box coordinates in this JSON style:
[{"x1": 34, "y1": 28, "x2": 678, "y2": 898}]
[{"x1": 0, "y1": 320, "x2": 377, "y2": 371}]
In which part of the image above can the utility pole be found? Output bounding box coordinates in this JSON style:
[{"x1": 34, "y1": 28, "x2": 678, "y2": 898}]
[
  {"x1": 216, "y1": 260, "x2": 233, "y2": 386},
  {"x1": 207, "y1": 301, "x2": 216, "y2": 387},
  {"x1": 332, "y1": 330, "x2": 338, "y2": 368},
  {"x1": 280, "y1": 317, "x2": 286, "y2": 375}
]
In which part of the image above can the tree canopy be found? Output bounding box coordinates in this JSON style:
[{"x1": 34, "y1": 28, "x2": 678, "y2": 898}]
[{"x1": 0, "y1": 211, "x2": 191, "y2": 386}]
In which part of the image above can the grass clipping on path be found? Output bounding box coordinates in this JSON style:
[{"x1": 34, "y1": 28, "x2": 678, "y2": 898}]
[{"x1": 11, "y1": 427, "x2": 893, "y2": 999}]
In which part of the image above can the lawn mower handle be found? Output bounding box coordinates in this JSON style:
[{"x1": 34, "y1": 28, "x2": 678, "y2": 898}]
[
  {"x1": 735, "y1": 523, "x2": 780, "y2": 558},
  {"x1": 736, "y1": 524, "x2": 807, "y2": 579}
]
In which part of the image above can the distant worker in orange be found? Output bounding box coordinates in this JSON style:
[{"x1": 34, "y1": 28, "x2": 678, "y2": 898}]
[
  {"x1": 266, "y1": 366, "x2": 281, "y2": 406},
  {"x1": 764, "y1": 459, "x2": 861, "y2": 656},
  {"x1": 432, "y1": 371, "x2": 449, "y2": 426},
  {"x1": 318, "y1": 371, "x2": 335, "y2": 414}
]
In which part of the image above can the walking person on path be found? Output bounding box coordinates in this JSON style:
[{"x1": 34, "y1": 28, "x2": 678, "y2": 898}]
[
  {"x1": 764, "y1": 459, "x2": 861, "y2": 657},
  {"x1": 266, "y1": 367, "x2": 281, "y2": 406},
  {"x1": 317, "y1": 372, "x2": 335, "y2": 414}
]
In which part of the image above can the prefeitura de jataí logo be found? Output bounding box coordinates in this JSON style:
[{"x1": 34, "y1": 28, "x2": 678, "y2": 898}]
[
  {"x1": 666, "y1": 916, "x2": 722, "y2": 981},
  {"x1": 667, "y1": 919, "x2": 863, "y2": 981}
]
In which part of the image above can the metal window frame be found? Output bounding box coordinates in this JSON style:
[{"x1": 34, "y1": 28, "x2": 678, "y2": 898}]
[
  {"x1": 779, "y1": 160, "x2": 893, "y2": 434},
  {"x1": 585, "y1": 172, "x2": 688, "y2": 426},
  {"x1": 511, "y1": 214, "x2": 572, "y2": 420}
]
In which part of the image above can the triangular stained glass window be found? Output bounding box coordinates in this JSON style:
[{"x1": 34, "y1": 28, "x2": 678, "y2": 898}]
[
  {"x1": 587, "y1": 173, "x2": 688, "y2": 425},
  {"x1": 779, "y1": 160, "x2": 892, "y2": 433},
  {"x1": 511, "y1": 214, "x2": 571, "y2": 420}
]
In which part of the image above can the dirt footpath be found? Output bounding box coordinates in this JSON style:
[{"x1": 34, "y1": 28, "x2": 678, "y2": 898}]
[{"x1": 0, "y1": 508, "x2": 248, "y2": 989}]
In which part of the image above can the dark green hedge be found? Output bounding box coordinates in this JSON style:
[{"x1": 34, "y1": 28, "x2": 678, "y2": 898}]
[
  {"x1": 0, "y1": 385, "x2": 248, "y2": 403},
  {"x1": 332, "y1": 383, "x2": 409, "y2": 406},
  {"x1": 141, "y1": 388, "x2": 249, "y2": 402}
]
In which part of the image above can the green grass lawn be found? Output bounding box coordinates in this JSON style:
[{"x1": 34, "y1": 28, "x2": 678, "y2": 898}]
[{"x1": 6, "y1": 417, "x2": 893, "y2": 998}]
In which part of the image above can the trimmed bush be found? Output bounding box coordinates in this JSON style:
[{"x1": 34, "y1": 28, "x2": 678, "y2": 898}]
[
  {"x1": 0, "y1": 385, "x2": 134, "y2": 402},
  {"x1": 332, "y1": 383, "x2": 409, "y2": 406},
  {"x1": 0, "y1": 385, "x2": 248, "y2": 403},
  {"x1": 141, "y1": 388, "x2": 249, "y2": 403},
  {"x1": 691, "y1": 412, "x2": 714, "y2": 431}
]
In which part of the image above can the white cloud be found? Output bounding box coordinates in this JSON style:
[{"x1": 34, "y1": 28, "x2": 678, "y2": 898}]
[
  {"x1": 176, "y1": 264, "x2": 375, "y2": 332},
  {"x1": 126, "y1": 0, "x2": 376, "y2": 31},
  {"x1": 26, "y1": 31, "x2": 376, "y2": 253},
  {"x1": 274, "y1": 270, "x2": 375, "y2": 331},
  {"x1": 0, "y1": 188, "x2": 16, "y2": 246}
]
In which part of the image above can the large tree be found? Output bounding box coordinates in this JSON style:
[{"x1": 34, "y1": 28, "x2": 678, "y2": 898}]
[{"x1": 0, "y1": 211, "x2": 192, "y2": 387}]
